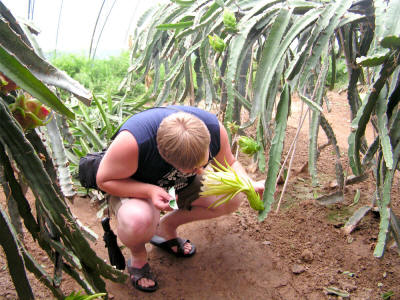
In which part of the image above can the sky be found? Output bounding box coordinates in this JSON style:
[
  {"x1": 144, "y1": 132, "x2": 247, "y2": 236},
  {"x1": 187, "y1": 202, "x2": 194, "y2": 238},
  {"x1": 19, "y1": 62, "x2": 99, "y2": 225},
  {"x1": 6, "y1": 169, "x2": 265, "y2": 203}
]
[{"x1": 2, "y1": 0, "x2": 167, "y2": 57}]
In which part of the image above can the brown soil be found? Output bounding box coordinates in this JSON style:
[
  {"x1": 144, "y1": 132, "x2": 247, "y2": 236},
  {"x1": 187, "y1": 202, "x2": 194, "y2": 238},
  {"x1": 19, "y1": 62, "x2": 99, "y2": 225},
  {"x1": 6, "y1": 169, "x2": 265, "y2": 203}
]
[{"x1": 1, "y1": 91, "x2": 399, "y2": 300}]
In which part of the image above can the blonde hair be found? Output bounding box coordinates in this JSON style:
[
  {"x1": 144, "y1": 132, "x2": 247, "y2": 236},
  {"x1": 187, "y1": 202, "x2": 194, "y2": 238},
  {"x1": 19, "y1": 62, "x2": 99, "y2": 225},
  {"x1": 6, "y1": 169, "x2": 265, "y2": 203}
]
[{"x1": 157, "y1": 112, "x2": 210, "y2": 169}]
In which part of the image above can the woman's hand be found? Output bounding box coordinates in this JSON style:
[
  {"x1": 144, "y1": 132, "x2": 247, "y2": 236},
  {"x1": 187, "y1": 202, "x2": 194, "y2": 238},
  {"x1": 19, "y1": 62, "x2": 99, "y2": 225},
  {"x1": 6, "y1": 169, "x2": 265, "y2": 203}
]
[
  {"x1": 148, "y1": 185, "x2": 173, "y2": 211},
  {"x1": 253, "y1": 179, "x2": 265, "y2": 200}
]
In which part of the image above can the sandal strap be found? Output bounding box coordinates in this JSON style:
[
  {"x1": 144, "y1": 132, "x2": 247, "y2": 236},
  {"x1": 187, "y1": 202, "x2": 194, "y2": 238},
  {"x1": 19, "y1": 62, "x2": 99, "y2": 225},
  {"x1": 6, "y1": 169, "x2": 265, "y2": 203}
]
[
  {"x1": 161, "y1": 238, "x2": 190, "y2": 255},
  {"x1": 128, "y1": 263, "x2": 155, "y2": 282}
]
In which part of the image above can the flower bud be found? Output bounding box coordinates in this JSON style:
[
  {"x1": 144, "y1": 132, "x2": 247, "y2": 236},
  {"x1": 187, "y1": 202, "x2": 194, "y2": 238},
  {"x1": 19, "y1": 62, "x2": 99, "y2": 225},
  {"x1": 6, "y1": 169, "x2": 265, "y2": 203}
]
[
  {"x1": 238, "y1": 136, "x2": 261, "y2": 155},
  {"x1": 208, "y1": 35, "x2": 226, "y2": 52},
  {"x1": 223, "y1": 8, "x2": 238, "y2": 33}
]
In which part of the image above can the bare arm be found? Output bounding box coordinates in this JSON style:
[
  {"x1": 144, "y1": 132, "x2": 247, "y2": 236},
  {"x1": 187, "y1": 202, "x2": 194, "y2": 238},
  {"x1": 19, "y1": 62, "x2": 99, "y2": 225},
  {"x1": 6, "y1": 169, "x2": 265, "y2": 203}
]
[{"x1": 96, "y1": 131, "x2": 172, "y2": 211}]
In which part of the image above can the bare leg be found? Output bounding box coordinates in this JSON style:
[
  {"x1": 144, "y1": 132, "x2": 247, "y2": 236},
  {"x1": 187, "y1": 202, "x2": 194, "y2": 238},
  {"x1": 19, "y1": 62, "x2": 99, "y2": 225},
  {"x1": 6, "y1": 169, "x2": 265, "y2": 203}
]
[
  {"x1": 157, "y1": 193, "x2": 245, "y2": 253},
  {"x1": 116, "y1": 198, "x2": 159, "y2": 288}
]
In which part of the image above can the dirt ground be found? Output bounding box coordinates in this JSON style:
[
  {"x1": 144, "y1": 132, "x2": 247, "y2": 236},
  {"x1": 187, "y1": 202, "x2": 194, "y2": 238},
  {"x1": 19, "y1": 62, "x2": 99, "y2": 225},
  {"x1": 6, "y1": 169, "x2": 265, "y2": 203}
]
[{"x1": 1, "y1": 91, "x2": 400, "y2": 299}]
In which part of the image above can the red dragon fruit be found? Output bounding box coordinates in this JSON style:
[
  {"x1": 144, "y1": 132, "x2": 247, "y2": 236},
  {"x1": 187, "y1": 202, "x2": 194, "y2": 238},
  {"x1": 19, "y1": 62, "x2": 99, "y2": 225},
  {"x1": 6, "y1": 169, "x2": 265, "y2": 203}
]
[{"x1": 9, "y1": 94, "x2": 52, "y2": 131}]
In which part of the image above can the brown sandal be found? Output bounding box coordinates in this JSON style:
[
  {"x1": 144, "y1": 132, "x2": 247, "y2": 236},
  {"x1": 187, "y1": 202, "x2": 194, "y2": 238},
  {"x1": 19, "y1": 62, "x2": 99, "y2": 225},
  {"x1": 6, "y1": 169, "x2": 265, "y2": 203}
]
[
  {"x1": 150, "y1": 235, "x2": 196, "y2": 257},
  {"x1": 127, "y1": 260, "x2": 158, "y2": 292}
]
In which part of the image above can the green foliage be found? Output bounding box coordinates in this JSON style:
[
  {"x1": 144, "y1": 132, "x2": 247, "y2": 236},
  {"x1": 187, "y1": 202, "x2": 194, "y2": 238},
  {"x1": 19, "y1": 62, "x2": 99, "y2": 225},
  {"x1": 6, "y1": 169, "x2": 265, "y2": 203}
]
[
  {"x1": 223, "y1": 8, "x2": 238, "y2": 33},
  {"x1": 50, "y1": 51, "x2": 149, "y2": 183},
  {"x1": 381, "y1": 35, "x2": 400, "y2": 49},
  {"x1": 326, "y1": 56, "x2": 348, "y2": 89},
  {"x1": 126, "y1": 0, "x2": 400, "y2": 257},
  {"x1": 0, "y1": 46, "x2": 74, "y2": 119},
  {"x1": 382, "y1": 291, "x2": 395, "y2": 300},
  {"x1": 227, "y1": 121, "x2": 240, "y2": 135},
  {"x1": 238, "y1": 136, "x2": 261, "y2": 155},
  {"x1": 51, "y1": 51, "x2": 138, "y2": 96},
  {"x1": 208, "y1": 35, "x2": 226, "y2": 52},
  {"x1": 65, "y1": 291, "x2": 107, "y2": 300}
]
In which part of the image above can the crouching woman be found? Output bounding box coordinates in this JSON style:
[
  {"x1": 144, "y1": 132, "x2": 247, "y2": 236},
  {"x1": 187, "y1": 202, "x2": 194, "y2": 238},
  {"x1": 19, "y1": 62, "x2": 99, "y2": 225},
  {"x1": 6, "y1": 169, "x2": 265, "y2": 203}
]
[{"x1": 96, "y1": 105, "x2": 264, "y2": 292}]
